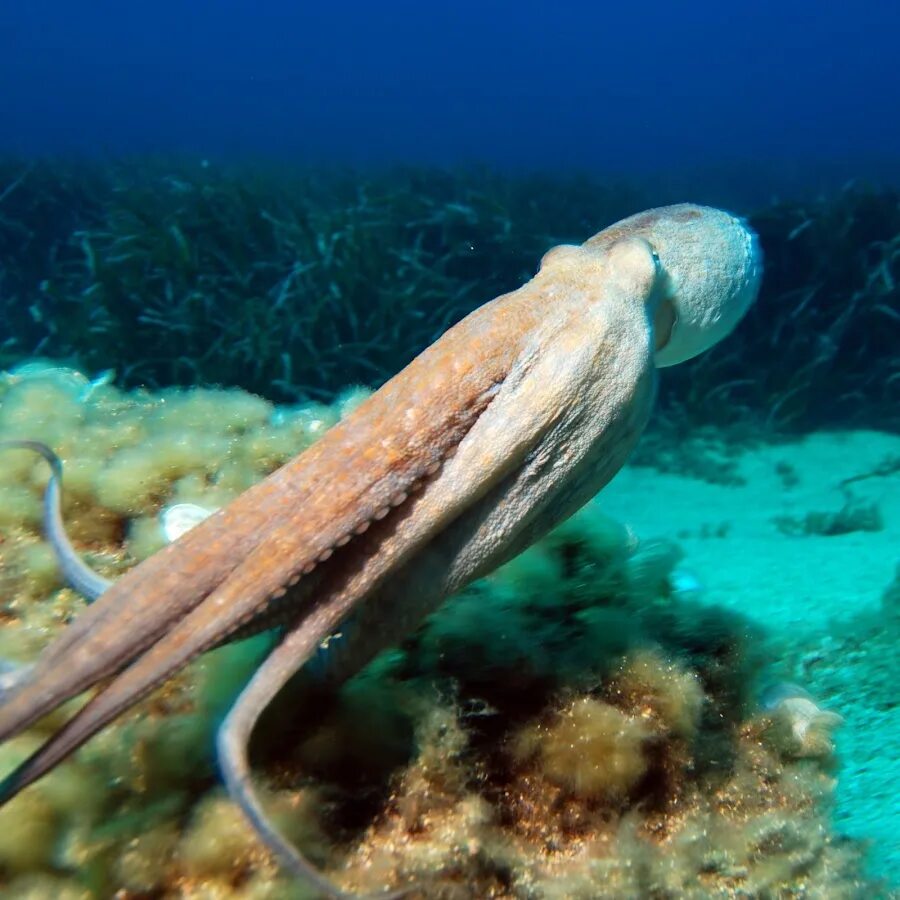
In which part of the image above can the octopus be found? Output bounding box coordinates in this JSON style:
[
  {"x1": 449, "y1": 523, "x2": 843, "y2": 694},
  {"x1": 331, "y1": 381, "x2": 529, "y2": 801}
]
[{"x1": 0, "y1": 204, "x2": 762, "y2": 898}]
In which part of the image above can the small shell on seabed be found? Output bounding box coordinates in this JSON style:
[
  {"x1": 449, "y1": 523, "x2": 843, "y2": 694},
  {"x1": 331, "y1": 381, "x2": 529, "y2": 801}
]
[
  {"x1": 159, "y1": 503, "x2": 215, "y2": 543},
  {"x1": 759, "y1": 682, "x2": 844, "y2": 758}
]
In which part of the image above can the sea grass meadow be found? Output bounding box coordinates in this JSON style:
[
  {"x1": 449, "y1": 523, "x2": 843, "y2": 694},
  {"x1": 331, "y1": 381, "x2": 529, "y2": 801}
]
[
  {"x1": 2, "y1": 160, "x2": 897, "y2": 429},
  {"x1": 0, "y1": 158, "x2": 897, "y2": 898},
  {"x1": 1, "y1": 1, "x2": 899, "y2": 897}
]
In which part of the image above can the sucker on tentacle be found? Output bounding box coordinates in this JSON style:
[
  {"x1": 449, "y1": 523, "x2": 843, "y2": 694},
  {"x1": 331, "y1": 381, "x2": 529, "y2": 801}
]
[{"x1": 0, "y1": 204, "x2": 762, "y2": 898}]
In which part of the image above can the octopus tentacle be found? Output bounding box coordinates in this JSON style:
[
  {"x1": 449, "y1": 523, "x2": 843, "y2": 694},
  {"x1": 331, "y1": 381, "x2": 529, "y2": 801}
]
[
  {"x1": 0, "y1": 286, "x2": 534, "y2": 745},
  {"x1": 0, "y1": 423, "x2": 472, "y2": 758},
  {"x1": 0, "y1": 440, "x2": 111, "y2": 601},
  {"x1": 217, "y1": 586, "x2": 413, "y2": 899},
  {"x1": 0, "y1": 326, "x2": 555, "y2": 803},
  {"x1": 0, "y1": 205, "x2": 762, "y2": 894},
  {"x1": 0, "y1": 246, "x2": 629, "y2": 805}
]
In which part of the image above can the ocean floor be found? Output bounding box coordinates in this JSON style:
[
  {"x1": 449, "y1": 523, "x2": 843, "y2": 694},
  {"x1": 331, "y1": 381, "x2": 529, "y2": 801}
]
[
  {"x1": 604, "y1": 429, "x2": 900, "y2": 886},
  {"x1": 0, "y1": 362, "x2": 896, "y2": 896}
]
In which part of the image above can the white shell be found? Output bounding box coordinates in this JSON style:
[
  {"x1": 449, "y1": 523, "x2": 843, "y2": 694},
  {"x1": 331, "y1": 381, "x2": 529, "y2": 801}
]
[{"x1": 160, "y1": 503, "x2": 215, "y2": 543}]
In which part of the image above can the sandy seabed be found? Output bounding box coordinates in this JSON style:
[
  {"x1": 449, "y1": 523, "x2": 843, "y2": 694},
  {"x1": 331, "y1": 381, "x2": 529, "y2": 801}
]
[{"x1": 603, "y1": 429, "x2": 900, "y2": 886}]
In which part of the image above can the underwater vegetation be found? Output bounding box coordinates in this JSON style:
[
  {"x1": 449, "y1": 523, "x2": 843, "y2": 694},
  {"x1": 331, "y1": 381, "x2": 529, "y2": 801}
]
[
  {"x1": 0, "y1": 204, "x2": 764, "y2": 895},
  {"x1": 0, "y1": 160, "x2": 640, "y2": 401},
  {"x1": 0, "y1": 160, "x2": 897, "y2": 431},
  {"x1": 0, "y1": 365, "x2": 884, "y2": 898},
  {"x1": 667, "y1": 190, "x2": 900, "y2": 432},
  {"x1": 0, "y1": 162, "x2": 896, "y2": 897}
]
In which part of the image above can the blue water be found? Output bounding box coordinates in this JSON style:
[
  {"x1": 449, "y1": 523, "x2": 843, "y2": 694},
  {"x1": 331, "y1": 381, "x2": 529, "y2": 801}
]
[
  {"x1": 0, "y1": 1, "x2": 898, "y2": 894},
  {"x1": 1, "y1": 1, "x2": 898, "y2": 190}
]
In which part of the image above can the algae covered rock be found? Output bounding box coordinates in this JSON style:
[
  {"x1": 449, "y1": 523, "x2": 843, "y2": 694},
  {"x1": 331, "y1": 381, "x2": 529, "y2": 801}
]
[{"x1": 0, "y1": 363, "x2": 879, "y2": 898}]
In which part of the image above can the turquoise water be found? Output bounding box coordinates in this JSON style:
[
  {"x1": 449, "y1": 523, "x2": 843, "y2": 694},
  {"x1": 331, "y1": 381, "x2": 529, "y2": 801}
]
[
  {"x1": 0, "y1": 177, "x2": 896, "y2": 896},
  {"x1": 0, "y1": 2, "x2": 898, "y2": 894},
  {"x1": 602, "y1": 432, "x2": 900, "y2": 887}
]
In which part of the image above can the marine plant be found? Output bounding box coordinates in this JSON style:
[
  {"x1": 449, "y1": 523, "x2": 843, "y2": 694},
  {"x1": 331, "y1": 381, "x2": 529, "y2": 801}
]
[
  {"x1": 661, "y1": 184, "x2": 900, "y2": 431},
  {"x1": 1, "y1": 160, "x2": 897, "y2": 432},
  {"x1": 0, "y1": 159, "x2": 640, "y2": 399}
]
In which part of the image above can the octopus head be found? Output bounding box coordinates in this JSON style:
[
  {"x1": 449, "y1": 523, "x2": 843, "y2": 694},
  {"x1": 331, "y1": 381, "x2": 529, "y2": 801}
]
[{"x1": 586, "y1": 204, "x2": 763, "y2": 367}]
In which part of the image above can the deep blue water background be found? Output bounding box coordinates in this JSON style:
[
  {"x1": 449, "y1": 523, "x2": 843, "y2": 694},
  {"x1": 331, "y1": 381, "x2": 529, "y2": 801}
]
[
  {"x1": 1, "y1": 0, "x2": 898, "y2": 196},
  {"x1": 0, "y1": 1, "x2": 898, "y2": 891}
]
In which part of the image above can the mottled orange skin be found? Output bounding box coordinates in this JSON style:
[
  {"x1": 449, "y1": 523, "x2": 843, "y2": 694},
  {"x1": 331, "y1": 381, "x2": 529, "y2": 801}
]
[
  {"x1": 0, "y1": 236, "x2": 654, "y2": 743},
  {"x1": 0, "y1": 204, "x2": 760, "y2": 897}
]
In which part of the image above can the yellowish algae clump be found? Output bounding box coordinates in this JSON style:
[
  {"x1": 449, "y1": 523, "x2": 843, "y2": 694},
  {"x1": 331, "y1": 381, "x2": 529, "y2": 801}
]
[
  {"x1": 0, "y1": 363, "x2": 878, "y2": 898},
  {"x1": 0, "y1": 364, "x2": 354, "y2": 896},
  {"x1": 512, "y1": 697, "x2": 652, "y2": 800}
]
